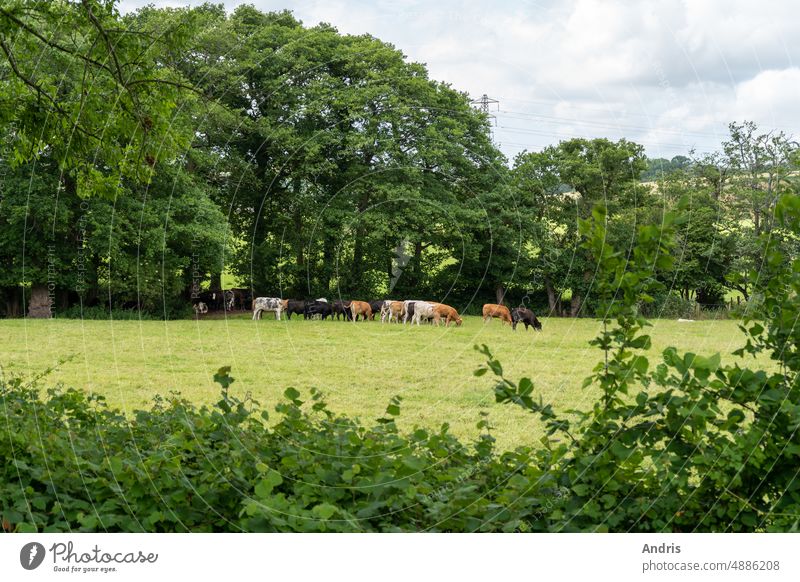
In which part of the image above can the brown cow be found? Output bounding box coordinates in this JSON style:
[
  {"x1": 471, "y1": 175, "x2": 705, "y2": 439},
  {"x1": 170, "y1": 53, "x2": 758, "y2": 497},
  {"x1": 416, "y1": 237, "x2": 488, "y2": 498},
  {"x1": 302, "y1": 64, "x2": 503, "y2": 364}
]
[
  {"x1": 386, "y1": 301, "x2": 404, "y2": 323},
  {"x1": 433, "y1": 303, "x2": 463, "y2": 327},
  {"x1": 349, "y1": 300, "x2": 373, "y2": 322},
  {"x1": 482, "y1": 303, "x2": 511, "y2": 324}
]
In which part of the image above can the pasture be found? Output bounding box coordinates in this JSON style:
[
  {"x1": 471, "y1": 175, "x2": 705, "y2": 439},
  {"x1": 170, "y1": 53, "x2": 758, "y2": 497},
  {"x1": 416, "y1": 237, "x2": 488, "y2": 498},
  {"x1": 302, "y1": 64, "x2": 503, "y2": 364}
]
[{"x1": 0, "y1": 316, "x2": 766, "y2": 450}]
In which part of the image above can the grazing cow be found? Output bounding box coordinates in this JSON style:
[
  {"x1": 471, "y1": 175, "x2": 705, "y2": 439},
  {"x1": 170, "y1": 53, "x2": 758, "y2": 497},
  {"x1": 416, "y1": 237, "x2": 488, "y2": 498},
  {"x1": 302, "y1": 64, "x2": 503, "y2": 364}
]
[
  {"x1": 483, "y1": 303, "x2": 512, "y2": 325},
  {"x1": 252, "y1": 297, "x2": 284, "y2": 320},
  {"x1": 193, "y1": 302, "x2": 208, "y2": 315},
  {"x1": 402, "y1": 300, "x2": 422, "y2": 324},
  {"x1": 368, "y1": 300, "x2": 385, "y2": 321},
  {"x1": 412, "y1": 301, "x2": 437, "y2": 325},
  {"x1": 511, "y1": 307, "x2": 542, "y2": 331},
  {"x1": 385, "y1": 301, "x2": 404, "y2": 323},
  {"x1": 433, "y1": 303, "x2": 463, "y2": 327},
  {"x1": 304, "y1": 300, "x2": 333, "y2": 320},
  {"x1": 349, "y1": 301, "x2": 373, "y2": 322},
  {"x1": 284, "y1": 299, "x2": 306, "y2": 320},
  {"x1": 332, "y1": 299, "x2": 353, "y2": 320}
]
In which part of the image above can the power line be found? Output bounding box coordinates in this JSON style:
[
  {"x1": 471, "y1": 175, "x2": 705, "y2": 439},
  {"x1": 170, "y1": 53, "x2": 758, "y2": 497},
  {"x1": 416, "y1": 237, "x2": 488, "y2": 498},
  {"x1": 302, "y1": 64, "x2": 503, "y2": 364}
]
[{"x1": 498, "y1": 109, "x2": 726, "y2": 140}]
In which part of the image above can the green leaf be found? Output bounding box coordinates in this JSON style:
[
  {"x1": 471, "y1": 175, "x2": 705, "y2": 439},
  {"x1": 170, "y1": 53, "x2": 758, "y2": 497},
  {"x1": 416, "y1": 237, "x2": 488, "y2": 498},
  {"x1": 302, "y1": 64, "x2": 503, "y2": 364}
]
[
  {"x1": 518, "y1": 377, "x2": 534, "y2": 397},
  {"x1": 312, "y1": 503, "x2": 337, "y2": 520},
  {"x1": 283, "y1": 387, "x2": 301, "y2": 402},
  {"x1": 254, "y1": 470, "x2": 284, "y2": 498},
  {"x1": 213, "y1": 366, "x2": 234, "y2": 389}
]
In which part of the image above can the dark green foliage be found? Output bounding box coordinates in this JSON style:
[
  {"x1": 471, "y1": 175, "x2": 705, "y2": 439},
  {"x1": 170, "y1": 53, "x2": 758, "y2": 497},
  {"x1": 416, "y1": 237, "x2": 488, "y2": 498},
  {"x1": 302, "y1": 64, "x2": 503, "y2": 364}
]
[
  {"x1": 0, "y1": 367, "x2": 559, "y2": 532},
  {"x1": 0, "y1": 0, "x2": 197, "y2": 198}
]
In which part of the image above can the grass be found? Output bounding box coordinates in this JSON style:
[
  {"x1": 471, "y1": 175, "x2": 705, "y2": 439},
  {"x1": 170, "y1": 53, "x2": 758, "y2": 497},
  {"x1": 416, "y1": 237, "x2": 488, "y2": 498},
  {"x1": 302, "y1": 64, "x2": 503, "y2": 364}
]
[{"x1": 0, "y1": 315, "x2": 770, "y2": 450}]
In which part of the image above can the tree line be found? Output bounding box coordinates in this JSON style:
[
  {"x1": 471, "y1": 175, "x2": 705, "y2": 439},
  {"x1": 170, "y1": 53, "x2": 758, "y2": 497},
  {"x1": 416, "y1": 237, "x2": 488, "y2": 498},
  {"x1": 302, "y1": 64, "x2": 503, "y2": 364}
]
[{"x1": 1, "y1": 1, "x2": 798, "y2": 318}]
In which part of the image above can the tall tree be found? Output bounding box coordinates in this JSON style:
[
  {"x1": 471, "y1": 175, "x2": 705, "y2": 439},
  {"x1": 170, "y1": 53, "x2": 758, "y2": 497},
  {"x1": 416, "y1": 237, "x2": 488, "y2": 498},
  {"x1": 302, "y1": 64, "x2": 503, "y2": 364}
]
[{"x1": 0, "y1": 0, "x2": 197, "y2": 199}]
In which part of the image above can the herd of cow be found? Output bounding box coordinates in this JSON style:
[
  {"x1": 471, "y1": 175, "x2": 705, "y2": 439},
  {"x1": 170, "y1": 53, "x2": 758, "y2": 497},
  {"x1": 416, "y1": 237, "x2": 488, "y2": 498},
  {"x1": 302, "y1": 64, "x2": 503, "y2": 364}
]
[{"x1": 239, "y1": 297, "x2": 542, "y2": 331}]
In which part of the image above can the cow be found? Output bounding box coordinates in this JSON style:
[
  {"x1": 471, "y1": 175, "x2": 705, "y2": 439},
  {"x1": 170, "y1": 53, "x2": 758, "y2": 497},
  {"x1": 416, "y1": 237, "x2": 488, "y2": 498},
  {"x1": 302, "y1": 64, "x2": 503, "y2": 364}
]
[
  {"x1": 229, "y1": 288, "x2": 252, "y2": 311},
  {"x1": 198, "y1": 290, "x2": 223, "y2": 311},
  {"x1": 368, "y1": 300, "x2": 385, "y2": 321},
  {"x1": 349, "y1": 300, "x2": 372, "y2": 322},
  {"x1": 511, "y1": 307, "x2": 542, "y2": 331},
  {"x1": 483, "y1": 303, "x2": 512, "y2": 324},
  {"x1": 332, "y1": 299, "x2": 353, "y2": 320},
  {"x1": 384, "y1": 301, "x2": 404, "y2": 323},
  {"x1": 304, "y1": 300, "x2": 333, "y2": 320},
  {"x1": 412, "y1": 301, "x2": 437, "y2": 325},
  {"x1": 402, "y1": 300, "x2": 422, "y2": 324},
  {"x1": 252, "y1": 297, "x2": 284, "y2": 320},
  {"x1": 433, "y1": 303, "x2": 463, "y2": 327},
  {"x1": 222, "y1": 289, "x2": 235, "y2": 311},
  {"x1": 284, "y1": 299, "x2": 306, "y2": 319},
  {"x1": 193, "y1": 302, "x2": 208, "y2": 315}
]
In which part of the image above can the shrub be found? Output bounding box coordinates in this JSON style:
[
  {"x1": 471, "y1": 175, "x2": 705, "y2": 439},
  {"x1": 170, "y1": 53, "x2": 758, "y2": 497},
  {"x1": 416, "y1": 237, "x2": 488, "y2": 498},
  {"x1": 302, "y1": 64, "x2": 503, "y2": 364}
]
[{"x1": 0, "y1": 367, "x2": 563, "y2": 532}]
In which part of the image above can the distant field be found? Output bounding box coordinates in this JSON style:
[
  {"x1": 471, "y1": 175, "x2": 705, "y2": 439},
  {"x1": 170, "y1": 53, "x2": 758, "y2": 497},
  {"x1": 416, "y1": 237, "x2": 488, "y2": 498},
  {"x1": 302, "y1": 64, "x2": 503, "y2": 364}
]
[{"x1": 0, "y1": 316, "x2": 770, "y2": 450}]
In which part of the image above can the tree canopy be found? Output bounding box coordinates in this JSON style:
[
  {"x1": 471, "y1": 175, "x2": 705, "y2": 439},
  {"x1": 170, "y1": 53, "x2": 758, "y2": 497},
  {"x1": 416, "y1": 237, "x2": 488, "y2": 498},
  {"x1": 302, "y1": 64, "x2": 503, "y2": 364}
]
[{"x1": 0, "y1": 1, "x2": 797, "y2": 318}]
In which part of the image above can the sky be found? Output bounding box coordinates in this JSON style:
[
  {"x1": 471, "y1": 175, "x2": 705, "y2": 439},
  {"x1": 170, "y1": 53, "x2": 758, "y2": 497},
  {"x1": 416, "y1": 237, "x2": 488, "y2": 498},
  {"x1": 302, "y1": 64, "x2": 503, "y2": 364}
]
[{"x1": 119, "y1": 0, "x2": 800, "y2": 161}]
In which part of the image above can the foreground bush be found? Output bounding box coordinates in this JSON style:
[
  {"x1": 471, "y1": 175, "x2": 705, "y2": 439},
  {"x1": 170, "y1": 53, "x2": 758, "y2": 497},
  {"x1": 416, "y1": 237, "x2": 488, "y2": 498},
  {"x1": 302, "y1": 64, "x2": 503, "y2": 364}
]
[
  {"x1": 1, "y1": 367, "x2": 567, "y2": 532},
  {"x1": 3, "y1": 194, "x2": 800, "y2": 532}
]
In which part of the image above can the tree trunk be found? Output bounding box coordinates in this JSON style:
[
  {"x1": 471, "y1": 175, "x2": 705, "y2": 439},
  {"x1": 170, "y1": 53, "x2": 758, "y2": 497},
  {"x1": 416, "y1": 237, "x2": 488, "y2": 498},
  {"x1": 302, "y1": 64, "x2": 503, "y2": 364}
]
[
  {"x1": 291, "y1": 176, "x2": 305, "y2": 269},
  {"x1": 321, "y1": 236, "x2": 334, "y2": 295},
  {"x1": 294, "y1": 212, "x2": 304, "y2": 268},
  {"x1": 411, "y1": 240, "x2": 423, "y2": 286},
  {"x1": 2, "y1": 287, "x2": 21, "y2": 317},
  {"x1": 28, "y1": 285, "x2": 53, "y2": 318},
  {"x1": 570, "y1": 291, "x2": 582, "y2": 317},
  {"x1": 350, "y1": 191, "x2": 371, "y2": 290},
  {"x1": 544, "y1": 276, "x2": 557, "y2": 315},
  {"x1": 210, "y1": 272, "x2": 222, "y2": 293},
  {"x1": 495, "y1": 284, "x2": 506, "y2": 305}
]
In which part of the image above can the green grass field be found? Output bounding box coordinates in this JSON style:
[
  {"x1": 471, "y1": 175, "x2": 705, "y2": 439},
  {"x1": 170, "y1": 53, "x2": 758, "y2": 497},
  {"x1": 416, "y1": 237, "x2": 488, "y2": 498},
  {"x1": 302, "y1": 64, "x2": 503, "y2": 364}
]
[{"x1": 0, "y1": 315, "x2": 769, "y2": 449}]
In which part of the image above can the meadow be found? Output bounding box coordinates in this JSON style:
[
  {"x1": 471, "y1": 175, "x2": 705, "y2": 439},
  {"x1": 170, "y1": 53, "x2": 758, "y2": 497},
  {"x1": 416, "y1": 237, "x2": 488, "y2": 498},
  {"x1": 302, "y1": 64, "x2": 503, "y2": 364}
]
[{"x1": 0, "y1": 315, "x2": 768, "y2": 450}]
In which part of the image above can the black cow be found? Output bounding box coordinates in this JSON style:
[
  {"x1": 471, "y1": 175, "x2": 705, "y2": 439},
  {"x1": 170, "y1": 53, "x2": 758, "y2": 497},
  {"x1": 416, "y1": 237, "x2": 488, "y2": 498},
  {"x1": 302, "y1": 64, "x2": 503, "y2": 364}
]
[
  {"x1": 368, "y1": 300, "x2": 385, "y2": 320},
  {"x1": 332, "y1": 300, "x2": 353, "y2": 320},
  {"x1": 304, "y1": 300, "x2": 333, "y2": 320},
  {"x1": 198, "y1": 290, "x2": 223, "y2": 311},
  {"x1": 229, "y1": 288, "x2": 252, "y2": 311},
  {"x1": 403, "y1": 301, "x2": 417, "y2": 324},
  {"x1": 511, "y1": 307, "x2": 542, "y2": 331},
  {"x1": 284, "y1": 299, "x2": 306, "y2": 320}
]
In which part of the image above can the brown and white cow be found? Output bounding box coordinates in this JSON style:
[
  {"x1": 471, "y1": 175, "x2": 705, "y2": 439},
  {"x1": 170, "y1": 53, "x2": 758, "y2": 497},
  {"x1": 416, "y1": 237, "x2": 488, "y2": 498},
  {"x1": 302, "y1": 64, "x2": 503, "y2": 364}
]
[
  {"x1": 385, "y1": 301, "x2": 404, "y2": 323},
  {"x1": 482, "y1": 303, "x2": 512, "y2": 325}
]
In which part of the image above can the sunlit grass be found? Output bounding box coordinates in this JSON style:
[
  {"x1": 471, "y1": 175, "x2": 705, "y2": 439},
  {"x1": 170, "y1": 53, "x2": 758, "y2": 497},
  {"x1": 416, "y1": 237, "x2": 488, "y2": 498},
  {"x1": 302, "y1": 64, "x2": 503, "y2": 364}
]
[{"x1": 0, "y1": 315, "x2": 769, "y2": 450}]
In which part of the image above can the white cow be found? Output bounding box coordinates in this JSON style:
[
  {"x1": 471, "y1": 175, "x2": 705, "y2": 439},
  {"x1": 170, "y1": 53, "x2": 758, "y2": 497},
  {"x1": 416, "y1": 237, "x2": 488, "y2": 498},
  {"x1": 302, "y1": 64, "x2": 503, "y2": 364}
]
[
  {"x1": 252, "y1": 297, "x2": 284, "y2": 320},
  {"x1": 412, "y1": 301, "x2": 437, "y2": 326},
  {"x1": 193, "y1": 302, "x2": 208, "y2": 315},
  {"x1": 380, "y1": 299, "x2": 396, "y2": 323}
]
